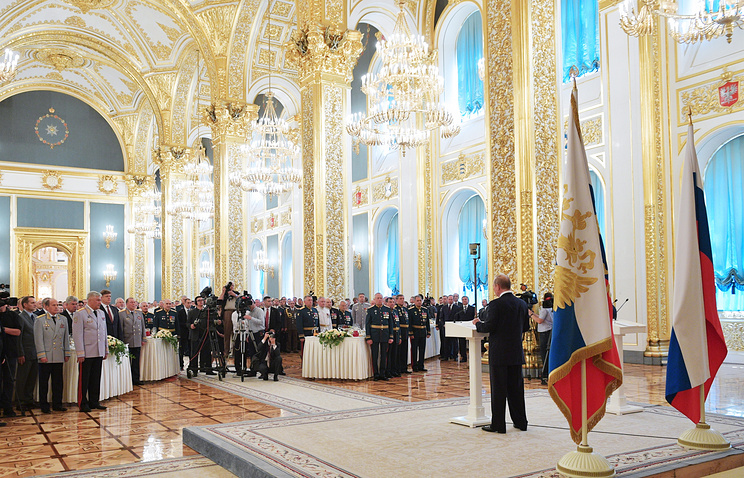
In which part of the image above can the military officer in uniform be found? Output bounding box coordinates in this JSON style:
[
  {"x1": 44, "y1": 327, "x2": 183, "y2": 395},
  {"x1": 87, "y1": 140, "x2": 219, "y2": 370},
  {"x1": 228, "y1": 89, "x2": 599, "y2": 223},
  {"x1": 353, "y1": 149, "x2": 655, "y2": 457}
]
[
  {"x1": 72, "y1": 291, "x2": 108, "y2": 412},
  {"x1": 120, "y1": 298, "x2": 146, "y2": 385},
  {"x1": 141, "y1": 302, "x2": 156, "y2": 331},
  {"x1": 154, "y1": 300, "x2": 178, "y2": 336},
  {"x1": 34, "y1": 298, "x2": 71, "y2": 413},
  {"x1": 338, "y1": 300, "x2": 353, "y2": 327},
  {"x1": 365, "y1": 293, "x2": 393, "y2": 381},
  {"x1": 385, "y1": 297, "x2": 401, "y2": 378},
  {"x1": 395, "y1": 294, "x2": 412, "y2": 374},
  {"x1": 284, "y1": 300, "x2": 299, "y2": 353},
  {"x1": 296, "y1": 295, "x2": 319, "y2": 359},
  {"x1": 408, "y1": 294, "x2": 431, "y2": 372}
]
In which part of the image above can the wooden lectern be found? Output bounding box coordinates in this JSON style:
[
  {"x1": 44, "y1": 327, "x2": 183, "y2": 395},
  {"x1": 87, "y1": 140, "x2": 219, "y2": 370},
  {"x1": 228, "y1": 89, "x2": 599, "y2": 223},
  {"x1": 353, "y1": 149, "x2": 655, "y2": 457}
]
[{"x1": 445, "y1": 321, "x2": 491, "y2": 427}]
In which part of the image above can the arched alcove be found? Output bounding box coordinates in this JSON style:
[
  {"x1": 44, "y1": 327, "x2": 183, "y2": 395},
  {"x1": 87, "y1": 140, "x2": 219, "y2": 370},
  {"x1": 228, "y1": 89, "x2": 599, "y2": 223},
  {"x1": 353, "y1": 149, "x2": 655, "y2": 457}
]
[
  {"x1": 281, "y1": 232, "x2": 293, "y2": 298},
  {"x1": 250, "y1": 239, "x2": 265, "y2": 298},
  {"x1": 441, "y1": 189, "x2": 487, "y2": 294},
  {"x1": 372, "y1": 207, "x2": 399, "y2": 296}
]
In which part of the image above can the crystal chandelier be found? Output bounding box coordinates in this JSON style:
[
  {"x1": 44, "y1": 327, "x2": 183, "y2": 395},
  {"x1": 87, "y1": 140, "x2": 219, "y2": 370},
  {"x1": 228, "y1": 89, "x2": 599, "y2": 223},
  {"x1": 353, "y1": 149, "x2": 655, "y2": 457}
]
[
  {"x1": 231, "y1": 0, "x2": 301, "y2": 197},
  {"x1": 254, "y1": 250, "x2": 274, "y2": 278},
  {"x1": 168, "y1": 144, "x2": 215, "y2": 222},
  {"x1": 620, "y1": 0, "x2": 743, "y2": 44},
  {"x1": 0, "y1": 48, "x2": 19, "y2": 84},
  {"x1": 128, "y1": 182, "x2": 162, "y2": 239},
  {"x1": 346, "y1": 0, "x2": 459, "y2": 156}
]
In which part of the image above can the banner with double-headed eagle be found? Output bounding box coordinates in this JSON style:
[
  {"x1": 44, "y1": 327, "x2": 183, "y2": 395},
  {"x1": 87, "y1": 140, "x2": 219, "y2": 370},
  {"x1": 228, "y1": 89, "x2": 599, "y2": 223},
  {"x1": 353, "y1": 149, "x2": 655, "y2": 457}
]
[{"x1": 548, "y1": 87, "x2": 623, "y2": 444}]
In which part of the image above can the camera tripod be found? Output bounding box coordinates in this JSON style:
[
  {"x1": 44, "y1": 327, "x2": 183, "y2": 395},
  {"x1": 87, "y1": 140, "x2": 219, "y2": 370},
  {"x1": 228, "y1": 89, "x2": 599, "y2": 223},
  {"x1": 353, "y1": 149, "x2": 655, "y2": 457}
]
[{"x1": 234, "y1": 319, "x2": 250, "y2": 382}]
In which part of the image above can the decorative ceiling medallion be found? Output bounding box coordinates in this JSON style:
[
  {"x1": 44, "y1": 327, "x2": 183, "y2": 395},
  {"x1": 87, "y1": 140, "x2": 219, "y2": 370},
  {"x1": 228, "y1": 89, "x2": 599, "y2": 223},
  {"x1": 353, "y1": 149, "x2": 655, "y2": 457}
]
[
  {"x1": 35, "y1": 108, "x2": 69, "y2": 149},
  {"x1": 64, "y1": 0, "x2": 116, "y2": 14},
  {"x1": 34, "y1": 48, "x2": 87, "y2": 72},
  {"x1": 41, "y1": 170, "x2": 63, "y2": 190},
  {"x1": 98, "y1": 175, "x2": 118, "y2": 195}
]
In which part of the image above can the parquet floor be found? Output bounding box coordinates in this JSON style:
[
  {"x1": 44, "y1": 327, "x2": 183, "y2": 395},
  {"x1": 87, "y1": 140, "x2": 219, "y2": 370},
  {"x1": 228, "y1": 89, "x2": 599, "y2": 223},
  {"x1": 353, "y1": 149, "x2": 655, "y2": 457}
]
[{"x1": 0, "y1": 353, "x2": 742, "y2": 477}]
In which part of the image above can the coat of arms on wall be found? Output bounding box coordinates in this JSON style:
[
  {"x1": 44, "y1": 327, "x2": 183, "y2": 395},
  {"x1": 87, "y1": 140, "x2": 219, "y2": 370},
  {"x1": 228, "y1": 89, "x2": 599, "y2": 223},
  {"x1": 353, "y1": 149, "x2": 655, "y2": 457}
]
[{"x1": 35, "y1": 108, "x2": 69, "y2": 149}]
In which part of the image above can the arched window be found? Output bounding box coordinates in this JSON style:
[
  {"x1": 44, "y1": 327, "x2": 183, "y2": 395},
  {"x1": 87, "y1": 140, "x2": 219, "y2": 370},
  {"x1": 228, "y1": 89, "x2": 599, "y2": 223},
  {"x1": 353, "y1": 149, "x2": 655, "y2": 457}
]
[
  {"x1": 458, "y1": 195, "x2": 488, "y2": 294},
  {"x1": 561, "y1": 0, "x2": 599, "y2": 81},
  {"x1": 250, "y1": 240, "x2": 265, "y2": 298},
  {"x1": 386, "y1": 213, "x2": 400, "y2": 295},
  {"x1": 705, "y1": 134, "x2": 744, "y2": 311},
  {"x1": 373, "y1": 208, "x2": 399, "y2": 296},
  {"x1": 199, "y1": 250, "x2": 212, "y2": 292},
  {"x1": 281, "y1": 233, "x2": 293, "y2": 297},
  {"x1": 589, "y1": 169, "x2": 605, "y2": 239},
  {"x1": 456, "y1": 11, "x2": 484, "y2": 116}
]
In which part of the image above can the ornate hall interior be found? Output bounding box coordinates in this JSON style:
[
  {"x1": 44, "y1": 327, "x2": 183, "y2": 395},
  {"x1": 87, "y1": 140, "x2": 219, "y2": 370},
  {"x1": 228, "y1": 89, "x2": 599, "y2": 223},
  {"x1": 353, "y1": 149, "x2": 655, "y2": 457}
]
[{"x1": 0, "y1": 0, "x2": 743, "y2": 477}]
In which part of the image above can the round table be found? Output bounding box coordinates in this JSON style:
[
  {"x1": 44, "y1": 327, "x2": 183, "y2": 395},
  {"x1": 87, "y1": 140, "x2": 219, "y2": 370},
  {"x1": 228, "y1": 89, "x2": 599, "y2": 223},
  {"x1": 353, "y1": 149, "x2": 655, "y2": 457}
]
[
  {"x1": 302, "y1": 336, "x2": 372, "y2": 380},
  {"x1": 140, "y1": 336, "x2": 180, "y2": 381},
  {"x1": 34, "y1": 344, "x2": 133, "y2": 404}
]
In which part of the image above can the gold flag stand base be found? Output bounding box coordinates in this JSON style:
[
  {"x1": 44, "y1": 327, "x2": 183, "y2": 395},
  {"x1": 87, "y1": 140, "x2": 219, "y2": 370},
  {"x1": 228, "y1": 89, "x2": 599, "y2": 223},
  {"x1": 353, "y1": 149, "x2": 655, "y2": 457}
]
[
  {"x1": 677, "y1": 422, "x2": 731, "y2": 451},
  {"x1": 556, "y1": 444, "x2": 615, "y2": 478}
]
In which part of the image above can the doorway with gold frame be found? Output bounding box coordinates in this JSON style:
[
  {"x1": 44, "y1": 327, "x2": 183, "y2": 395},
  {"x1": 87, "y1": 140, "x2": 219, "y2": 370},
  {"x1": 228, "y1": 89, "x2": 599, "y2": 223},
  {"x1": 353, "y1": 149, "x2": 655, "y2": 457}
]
[{"x1": 13, "y1": 228, "x2": 88, "y2": 299}]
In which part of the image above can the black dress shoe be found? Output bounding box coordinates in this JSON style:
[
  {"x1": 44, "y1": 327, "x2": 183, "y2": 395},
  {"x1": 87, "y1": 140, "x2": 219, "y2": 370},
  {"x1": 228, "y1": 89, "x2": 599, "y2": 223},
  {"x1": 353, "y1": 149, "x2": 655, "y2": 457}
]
[
  {"x1": 514, "y1": 424, "x2": 528, "y2": 431},
  {"x1": 262, "y1": 376, "x2": 269, "y2": 381},
  {"x1": 273, "y1": 374, "x2": 279, "y2": 382},
  {"x1": 80, "y1": 406, "x2": 92, "y2": 413},
  {"x1": 482, "y1": 425, "x2": 505, "y2": 433},
  {"x1": 205, "y1": 371, "x2": 217, "y2": 376},
  {"x1": 53, "y1": 406, "x2": 67, "y2": 412},
  {"x1": 403, "y1": 370, "x2": 412, "y2": 374},
  {"x1": 3, "y1": 409, "x2": 17, "y2": 418},
  {"x1": 41, "y1": 408, "x2": 52, "y2": 414},
  {"x1": 420, "y1": 368, "x2": 428, "y2": 372},
  {"x1": 373, "y1": 375, "x2": 380, "y2": 381},
  {"x1": 91, "y1": 404, "x2": 107, "y2": 410}
]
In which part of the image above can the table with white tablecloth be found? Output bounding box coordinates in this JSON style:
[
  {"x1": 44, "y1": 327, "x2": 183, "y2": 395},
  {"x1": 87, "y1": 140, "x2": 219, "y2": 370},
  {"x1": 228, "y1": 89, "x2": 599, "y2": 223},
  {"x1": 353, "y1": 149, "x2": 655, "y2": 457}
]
[
  {"x1": 140, "y1": 336, "x2": 179, "y2": 381},
  {"x1": 34, "y1": 345, "x2": 133, "y2": 404},
  {"x1": 302, "y1": 336, "x2": 372, "y2": 380}
]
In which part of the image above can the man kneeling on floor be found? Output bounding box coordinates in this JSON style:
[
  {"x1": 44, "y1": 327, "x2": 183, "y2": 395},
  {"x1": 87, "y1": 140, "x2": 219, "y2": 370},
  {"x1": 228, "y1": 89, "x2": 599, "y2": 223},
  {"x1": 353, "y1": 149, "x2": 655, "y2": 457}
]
[{"x1": 253, "y1": 331, "x2": 282, "y2": 381}]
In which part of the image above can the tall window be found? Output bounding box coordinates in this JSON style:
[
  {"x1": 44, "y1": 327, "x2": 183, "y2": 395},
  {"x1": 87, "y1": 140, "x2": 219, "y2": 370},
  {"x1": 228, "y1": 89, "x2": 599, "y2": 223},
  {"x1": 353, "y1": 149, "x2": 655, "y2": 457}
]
[
  {"x1": 561, "y1": 0, "x2": 600, "y2": 81},
  {"x1": 458, "y1": 195, "x2": 488, "y2": 293},
  {"x1": 456, "y1": 11, "x2": 484, "y2": 116},
  {"x1": 281, "y1": 233, "x2": 293, "y2": 297},
  {"x1": 386, "y1": 213, "x2": 400, "y2": 295},
  {"x1": 589, "y1": 169, "x2": 605, "y2": 239},
  {"x1": 705, "y1": 135, "x2": 744, "y2": 311}
]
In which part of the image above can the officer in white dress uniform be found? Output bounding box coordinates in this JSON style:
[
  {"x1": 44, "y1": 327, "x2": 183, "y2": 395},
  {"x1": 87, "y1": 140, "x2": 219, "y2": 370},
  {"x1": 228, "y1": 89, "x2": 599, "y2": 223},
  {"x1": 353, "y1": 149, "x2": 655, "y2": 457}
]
[{"x1": 72, "y1": 291, "x2": 108, "y2": 412}]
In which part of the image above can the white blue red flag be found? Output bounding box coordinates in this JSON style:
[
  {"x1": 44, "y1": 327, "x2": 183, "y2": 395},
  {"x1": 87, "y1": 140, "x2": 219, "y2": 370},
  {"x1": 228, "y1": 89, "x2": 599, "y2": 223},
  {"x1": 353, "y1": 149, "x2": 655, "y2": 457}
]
[
  {"x1": 548, "y1": 87, "x2": 622, "y2": 444},
  {"x1": 665, "y1": 122, "x2": 728, "y2": 423}
]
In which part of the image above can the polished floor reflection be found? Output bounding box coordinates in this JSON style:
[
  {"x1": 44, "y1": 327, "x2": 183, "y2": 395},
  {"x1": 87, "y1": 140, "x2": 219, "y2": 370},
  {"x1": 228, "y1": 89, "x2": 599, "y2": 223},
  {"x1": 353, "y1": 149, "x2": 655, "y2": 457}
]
[{"x1": 1, "y1": 353, "x2": 742, "y2": 477}]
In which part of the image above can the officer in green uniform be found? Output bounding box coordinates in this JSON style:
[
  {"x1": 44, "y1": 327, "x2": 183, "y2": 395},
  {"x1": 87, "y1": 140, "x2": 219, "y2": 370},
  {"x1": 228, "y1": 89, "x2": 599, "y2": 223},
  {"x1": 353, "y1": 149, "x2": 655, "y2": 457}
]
[
  {"x1": 395, "y1": 294, "x2": 412, "y2": 374},
  {"x1": 408, "y1": 294, "x2": 431, "y2": 372},
  {"x1": 365, "y1": 293, "x2": 393, "y2": 381},
  {"x1": 154, "y1": 299, "x2": 178, "y2": 336},
  {"x1": 141, "y1": 302, "x2": 156, "y2": 331},
  {"x1": 385, "y1": 297, "x2": 401, "y2": 378},
  {"x1": 296, "y1": 295, "x2": 319, "y2": 359}
]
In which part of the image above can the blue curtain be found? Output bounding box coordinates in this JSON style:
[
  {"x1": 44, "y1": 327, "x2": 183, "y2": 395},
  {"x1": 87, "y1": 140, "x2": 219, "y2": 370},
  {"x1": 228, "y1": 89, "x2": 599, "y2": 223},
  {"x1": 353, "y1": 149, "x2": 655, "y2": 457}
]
[
  {"x1": 704, "y1": 134, "x2": 744, "y2": 311},
  {"x1": 458, "y1": 196, "x2": 488, "y2": 293},
  {"x1": 456, "y1": 11, "x2": 484, "y2": 116},
  {"x1": 589, "y1": 170, "x2": 605, "y2": 240},
  {"x1": 561, "y1": 0, "x2": 600, "y2": 82},
  {"x1": 386, "y1": 213, "x2": 400, "y2": 295}
]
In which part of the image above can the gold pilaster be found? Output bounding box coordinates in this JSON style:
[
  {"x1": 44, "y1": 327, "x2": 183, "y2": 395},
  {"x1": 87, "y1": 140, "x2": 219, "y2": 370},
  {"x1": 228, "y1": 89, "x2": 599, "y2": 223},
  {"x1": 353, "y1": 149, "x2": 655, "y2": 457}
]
[
  {"x1": 639, "y1": 28, "x2": 670, "y2": 357},
  {"x1": 203, "y1": 101, "x2": 258, "y2": 292},
  {"x1": 286, "y1": 18, "x2": 362, "y2": 299}
]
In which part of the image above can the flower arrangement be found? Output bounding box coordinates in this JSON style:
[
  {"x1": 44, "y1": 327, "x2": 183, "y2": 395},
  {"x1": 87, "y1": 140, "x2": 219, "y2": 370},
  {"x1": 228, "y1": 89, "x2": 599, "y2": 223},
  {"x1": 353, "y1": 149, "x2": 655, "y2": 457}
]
[
  {"x1": 107, "y1": 335, "x2": 129, "y2": 364},
  {"x1": 318, "y1": 328, "x2": 351, "y2": 348},
  {"x1": 155, "y1": 329, "x2": 179, "y2": 350}
]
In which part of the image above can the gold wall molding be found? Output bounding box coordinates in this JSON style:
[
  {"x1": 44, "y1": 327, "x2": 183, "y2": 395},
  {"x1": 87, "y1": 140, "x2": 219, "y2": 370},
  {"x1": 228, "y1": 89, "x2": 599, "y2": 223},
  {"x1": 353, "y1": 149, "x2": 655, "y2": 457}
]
[
  {"x1": 679, "y1": 72, "x2": 743, "y2": 124},
  {"x1": 64, "y1": 0, "x2": 116, "y2": 14},
  {"x1": 280, "y1": 207, "x2": 292, "y2": 226},
  {"x1": 721, "y1": 317, "x2": 744, "y2": 351},
  {"x1": 196, "y1": 5, "x2": 238, "y2": 58},
  {"x1": 125, "y1": 174, "x2": 154, "y2": 201},
  {"x1": 252, "y1": 217, "x2": 263, "y2": 234},
  {"x1": 33, "y1": 47, "x2": 88, "y2": 71},
  {"x1": 41, "y1": 170, "x2": 63, "y2": 190},
  {"x1": 563, "y1": 115, "x2": 604, "y2": 148},
  {"x1": 301, "y1": 87, "x2": 316, "y2": 295},
  {"x1": 441, "y1": 152, "x2": 486, "y2": 184},
  {"x1": 14, "y1": 228, "x2": 87, "y2": 299},
  {"x1": 372, "y1": 176, "x2": 399, "y2": 202},
  {"x1": 285, "y1": 25, "x2": 363, "y2": 84},
  {"x1": 97, "y1": 175, "x2": 118, "y2": 195},
  {"x1": 352, "y1": 185, "x2": 368, "y2": 207}
]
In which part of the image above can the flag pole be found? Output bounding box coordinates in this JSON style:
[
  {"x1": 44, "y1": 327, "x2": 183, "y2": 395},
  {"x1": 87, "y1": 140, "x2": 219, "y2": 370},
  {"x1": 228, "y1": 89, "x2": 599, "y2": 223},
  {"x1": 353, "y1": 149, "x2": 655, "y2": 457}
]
[{"x1": 581, "y1": 359, "x2": 588, "y2": 447}]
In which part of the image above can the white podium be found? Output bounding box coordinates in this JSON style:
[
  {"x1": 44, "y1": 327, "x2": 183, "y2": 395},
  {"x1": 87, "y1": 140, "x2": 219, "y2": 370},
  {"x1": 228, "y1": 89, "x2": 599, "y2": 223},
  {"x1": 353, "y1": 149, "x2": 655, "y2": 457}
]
[
  {"x1": 445, "y1": 321, "x2": 491, "y2": 427},
  {"x1": 606, "y1": 320, "x2": 646, "y2": 415}
]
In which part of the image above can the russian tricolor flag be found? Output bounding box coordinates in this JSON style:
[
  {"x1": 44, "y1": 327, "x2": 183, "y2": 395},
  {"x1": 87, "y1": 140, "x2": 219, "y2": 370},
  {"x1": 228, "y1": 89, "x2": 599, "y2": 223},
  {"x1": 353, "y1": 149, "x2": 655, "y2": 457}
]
[
  {"x1": 548, "y1": 87, "x2": 623, "y2": 444},
  {"x1": 665, "y1": 122, "x2": 728, "y2": 423}
]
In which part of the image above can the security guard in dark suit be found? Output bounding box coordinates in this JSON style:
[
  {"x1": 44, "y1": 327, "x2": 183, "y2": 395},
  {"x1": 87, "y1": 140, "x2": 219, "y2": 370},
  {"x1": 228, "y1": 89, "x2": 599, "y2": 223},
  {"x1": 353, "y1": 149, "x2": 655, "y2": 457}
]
[
  {"x1": 154, "y1": 300, "x2": 178, "y2": 335},
  {"x1": 365, "y1": 293, "x2": 393, "y2": 381},
  {"x1": 408, "y1": 294, "x2": 431, "y2": 372},
  {"x1": 296, "y1": 295, "x2": 319, "y2": 358},
  {"x1": 395, "y1": 294, "x2": 412, "y2": 374},
  {"x1": 385, "y1": 297, "x2": 401, "y2": 378}
]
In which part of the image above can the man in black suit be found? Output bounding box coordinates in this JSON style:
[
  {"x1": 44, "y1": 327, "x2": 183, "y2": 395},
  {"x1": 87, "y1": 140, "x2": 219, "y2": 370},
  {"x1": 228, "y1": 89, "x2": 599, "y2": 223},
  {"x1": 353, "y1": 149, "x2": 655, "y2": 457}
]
[
  {"x1": 99, "y1": 289, "x2": 122, "y2": 340},
  {"x1": 474, "y1": 274, "x2": 530, "y2": 434},
  {"x1": 176, "y1": 296, "x2": 192, "y2": 370},
  {"x1": 253, "y1": 332, "x2": 282, "y2": 381},
  {"x1": 437, "y1": 295, "x2": 457, "y2": 360},
  {"x1": 453, "y1": 295, "x2": 475, "y2": 362},
  {"x1": 60, "y1": 296, "x2": 78, "y2": 331}
]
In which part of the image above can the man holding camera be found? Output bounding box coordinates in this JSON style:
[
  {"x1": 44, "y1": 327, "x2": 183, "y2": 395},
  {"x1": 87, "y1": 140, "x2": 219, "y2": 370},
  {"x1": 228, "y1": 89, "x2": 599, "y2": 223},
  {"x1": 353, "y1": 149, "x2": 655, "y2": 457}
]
[
  {"x1": 254, "y1": 331, "x2": 282, "y2": 381},
  {"x1": 233, "y1": 299, "x2": 265, "y2": 376},
  {"x1": 188, "y1": 296, "x2": 213, "y2": 376}
]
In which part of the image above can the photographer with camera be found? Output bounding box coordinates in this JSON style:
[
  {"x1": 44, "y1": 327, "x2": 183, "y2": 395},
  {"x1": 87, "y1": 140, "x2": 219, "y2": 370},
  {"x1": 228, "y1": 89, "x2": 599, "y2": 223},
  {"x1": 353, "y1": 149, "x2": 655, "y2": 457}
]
[
  {"x1": 218, "y1": 282, "x2": 239, "y2": 359},
  {"x1": 254, "y1": 331, "x2": 282, "y2": 381},
  {"x1": 187, "y1": 296, "x2": 214, "y2": 376},
  {"x1": 233, "y1": 298, "x2": 265, "y2": 377}
]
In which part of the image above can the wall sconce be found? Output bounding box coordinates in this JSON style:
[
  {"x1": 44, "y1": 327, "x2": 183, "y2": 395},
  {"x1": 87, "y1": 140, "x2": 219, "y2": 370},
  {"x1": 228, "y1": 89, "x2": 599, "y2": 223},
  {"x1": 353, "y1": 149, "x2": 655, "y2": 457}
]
[
  {"x1": 353, "y1": 249, "x2": 362, "y2": 270},
  {"x1": 103, "y1": 264, "x2": 117, "y2": 287},
  {"x1": 103, "y1": 225, "x2": 117, "y2": 248},
  {"x1": 254, "y1": 250, "x2": 275, "y2": 278},
  {"x1": 199, "y1": 260, "x2": 214, "y2": 278}
]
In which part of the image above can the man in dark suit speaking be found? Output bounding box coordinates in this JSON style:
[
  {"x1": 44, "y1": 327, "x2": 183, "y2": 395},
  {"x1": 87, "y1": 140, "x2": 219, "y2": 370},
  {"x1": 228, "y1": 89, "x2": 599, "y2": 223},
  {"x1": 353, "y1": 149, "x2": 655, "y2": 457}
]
[{"x1": 474, "y1": 274, "x2": 530, "y2": 433}]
